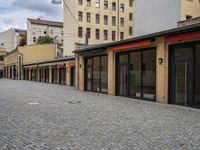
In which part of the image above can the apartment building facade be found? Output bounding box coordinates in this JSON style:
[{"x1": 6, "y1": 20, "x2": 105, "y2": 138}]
[
  {"x1": 27, "y1": 18, "x2": 64, "y2": 45},
  {"x1": 0, "y1": 28, "x2": 26, "y2": 52},
  {"x1": 135, "y1": 0, "x2": 200, "y2": 36},
  {"x1": 63, "y1": 0, "x2": 135, "y2": 56}
]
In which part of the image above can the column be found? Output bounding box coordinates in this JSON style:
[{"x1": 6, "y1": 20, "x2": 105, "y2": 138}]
[
  {"x1": 107, "y1": 49, "x2": 116, "y2": 96},
  {"x1": 29, "y1": 68, "x2": 31, "y2": 81},
  {"x1": 37, "y1": 68, "x2": 40, "y2": 82},
  {"x1": 78, "y1": 56, "x2": 84, "y2": 91},
  {"x1": 66, "y1": 66, "x2": 71, "y2": 86},
  {"x1": 49, "y1": 67, "x2": 52, "y2": 84},
  {"x1": 156, "y1": 38, "x2": 168, "y2": 104}
]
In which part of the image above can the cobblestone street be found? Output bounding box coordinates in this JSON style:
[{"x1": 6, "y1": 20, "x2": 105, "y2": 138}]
[{"x1": 0, "y1": 79, "x2": 200, "y2": 150}]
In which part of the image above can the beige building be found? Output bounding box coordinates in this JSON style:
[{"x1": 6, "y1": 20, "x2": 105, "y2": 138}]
[
  {"x1": 181, "y1": 0, "x2": 200, "y2": 20},
  {"x1": 0, "y1": 48, "x2": 6, "y2": 78},
  {"x1": 63, "y1": 0, "x2": 135, "y2": 56},
  {"x1": 74, "y1": 23, "x2": 200, "y2": 108},
  {"x1": 4, "y1": 44, "x2": 57, "y2": 80},
  {"x1": 27, "y1": 18, "x2": 64, "y2": 45},
  {"x1": 0, "y1": 28, "x2": 26, "y2": 52}
]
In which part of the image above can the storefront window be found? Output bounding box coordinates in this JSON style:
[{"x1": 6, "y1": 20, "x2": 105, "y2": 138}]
[
  {"x1": 129, "y1": 51, "x2": 141, "y2": 98},
  {"x1": 101, "y1": 56, "x2": 108, "y2": 93},
  {"x1": 85, "y1": 55, "x2": 108, "y2": 93},
  {"x1": 142, "y1": 50, "x2": 156, "y2": 99},
  {"x1": 93, "y1": 57, "x2": 100, "y2": 92},
  {"x1": 117, "y1": 49, "x2": 156, "y2": 101},
  {"x1": 194, "y1": 44, "x2": 200, "y2": 106}
]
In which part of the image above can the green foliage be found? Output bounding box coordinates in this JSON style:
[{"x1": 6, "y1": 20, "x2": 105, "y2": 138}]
[{"x1": 37, "y1": 36, "x2": 54, "y2": 44}]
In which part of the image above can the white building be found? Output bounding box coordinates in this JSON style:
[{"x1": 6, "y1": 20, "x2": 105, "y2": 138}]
[
  {"x1": 27, "y1": 18, "x2": 64, "y2": 45},
  {"x1": 0, "y1": 28, "x2": 26, "y2": 52},
  {"x1": 135, "y1": 0, "x2": 200, "y2": 36}
]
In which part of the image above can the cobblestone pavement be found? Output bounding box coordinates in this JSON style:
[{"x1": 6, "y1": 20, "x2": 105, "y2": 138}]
[{"x1": 0, "y1": 79, "x2": 200, "y2": 150}]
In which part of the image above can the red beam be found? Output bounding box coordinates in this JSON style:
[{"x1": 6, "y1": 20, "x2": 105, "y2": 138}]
[
  {"x1": 112, "y1": 41, "x2": 152, "y2": 51},
  {"x1": 166, "y1": 32, "x2": 200, "y2": 43},
  {"x1": 57, "y1": 64, "x2": 65, "y2": 68}
]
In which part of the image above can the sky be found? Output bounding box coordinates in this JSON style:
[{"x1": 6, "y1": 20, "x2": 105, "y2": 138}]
[{"x1": 0, "y1": 0, "x2": 63, "y2": 32}]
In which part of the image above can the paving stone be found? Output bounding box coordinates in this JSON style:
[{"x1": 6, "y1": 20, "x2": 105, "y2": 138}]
[{"x1": 0, "y1": 79, "x2": 200, "y2": 150}]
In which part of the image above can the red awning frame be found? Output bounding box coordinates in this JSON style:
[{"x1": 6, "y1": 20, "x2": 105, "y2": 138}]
[
  {"x1": 67, "y1": 64, "x2": 75, "y2": 68},
  {"x1": 111, "y1": 41, "x2": 152, "y2": 51},
  {"x1": 57, "y1": 64, "x2": 65, "y2": 68},
  {"x1": 165, "y1": 32, "x2": 200, "y2": 43}
]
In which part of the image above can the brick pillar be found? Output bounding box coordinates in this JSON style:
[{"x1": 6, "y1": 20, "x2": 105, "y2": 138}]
[
  {"x1": 77, "y1": 56, "x2": 84, "y2": 91},
  {"x1": 156, "y1": 38, "x2": 168, "y2": 104},
  {"x1": 66, "y1": 66, "x2": 71, "y2": 86},
  {"x1": 29, "y1": 68, "x2": 31, "y2": 81},
  {"x1": 49, "y1": 67, "x2": 52, "y2": 84},
  {"x1": 108, "y1": 49, "x2": 116, "y2": 96},
  {"x1": 37, "y1": 68, "x2": 40, "y2": 82},
  {"x1": 12, "y1": 66, "x2": 14, "y2": 79}
]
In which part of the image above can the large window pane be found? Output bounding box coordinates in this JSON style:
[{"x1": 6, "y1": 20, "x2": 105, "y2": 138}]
[
  {"x1": 194, "y1": 44, "x2": 200, "y2": 106},
  {"x1": 86, "y1": 58, "x2": 93, "y2": 91},
  {"x1": 174, "y1": 46, "x2": 193, "y2": 60},
  {"x1": 101, "y1": 56, "x2": 108, "y2": 93},
  {"x1": 93, "y1": 57, "x2": 100, "y2": 92},
  {"x1": 129, "y1": 52, "x2": 141, "y2": 98},
  {"x1": 142, "y1": 50, "x2": 156, "y2": 100}
]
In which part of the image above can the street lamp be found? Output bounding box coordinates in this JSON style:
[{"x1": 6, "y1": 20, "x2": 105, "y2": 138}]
[{"x1": 51, "y1": 0, "x2": 62, "y2": 4}]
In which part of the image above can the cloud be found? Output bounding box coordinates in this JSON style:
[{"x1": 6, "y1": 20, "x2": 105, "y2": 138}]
[
  {"x1": 0, "y1": 0, "x2": 63, "y2": 32},
  {"x1": 12, "y1": 0, "x2": 62, "y2": 17}
]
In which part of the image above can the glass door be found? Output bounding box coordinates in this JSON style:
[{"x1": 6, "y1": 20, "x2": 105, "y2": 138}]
[
  {"x1": 174, "y1": 61, "x2": 192, "y2": 106},
  {"x1": 117, "y1": 54, "x2": 129, "y2": 97},
  {"x1": 119, "y1": 64, "x2": 128, "y2": 96}
]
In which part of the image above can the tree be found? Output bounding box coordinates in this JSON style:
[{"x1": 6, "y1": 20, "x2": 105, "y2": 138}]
[{"x1": 36, "y1": 36, "x2": 54, "y2": 44}]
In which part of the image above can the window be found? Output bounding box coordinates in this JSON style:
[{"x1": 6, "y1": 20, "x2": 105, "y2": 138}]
[
  {"x1": 112, "y1": 16, "x2": 116, "y2": 26},
  {"x1": 86, "y1": 56, "x2": 108, "y2": 93},
  {"x1": 120, "y1": 3, "x2": 124, "y2": 12},
  {"x1": 96, "y1": 0, "x2": 100, "y2": 8},
  {"x1": 112, "y1": 31, "x2": 116, "y2": 41},
  {"x1": 78, "y1": 11, "x2": 83, "y2": 22},
  {"x1": 112, "y1": 2, "x2": 116, "y2": 11},
  {"x1": 61, "y1": 30, "x2": 63, "y2": 35},
  {"x1": 86, "y1": 13, "x2": 91, "y2": 22},
  {"x1": 129, "y1": 27, "x2": 133, "y2": 35},
  {"x1": 78, "y1": 0, "x2": 83, "y2": 5},
  {"x1": 120, "y1": 32, "x2": 124, "y2": 40},
  {"x1": 61, "y1": 39, "x2": 64, "y2": 44},
  {"x1": 33, "y1": 37, "x2": 36, "y2": 43},
  {"x1": 194, "y1": 44, "x2": 200, "y2": 106},
  {"x1": 38, "y1": 28, "x2": 41, "y2": 34},
  {"x1": 142, "y1": 50, "x2": 156, "y2": 99},
  {"x1": 33, "y1": 28, "x2": 36, "y2": 34},
  {"x1": 96, "y1": 29, "x2": 100, "y2": 39},
  {"x1": 0, "y1": 56, "x2": 4, "y2": 61},
  {"x1": 120, "y1": 18, "x2": 124, "y2": 27},
  {"x1": 78, "y1": 27, "x2": 83, "y2": 38},
  {"x1": 104, "y1": 15, "x2": 108, "y2": 25},
  {"x1": 86, "y1": 0, "x2": 91, "y2": 6},
  {"x1": 104, "y1": 0, "x2": 108, "y2": 10},
  {"x1": 129, "y1": 13, "x2": 133, "y2": 21},
  {"x1": 50, "y1": 29, "x2": 53, "y2": 35},
  {"x1": 129, "y1": 0, "x2": 134, "y2": 7},
  {"x1": 86, "y1": 28, "x2": 91, "y2": 38},
  {"x1": 96, "y1": 14, "x2": 100, "y2": 24},
  {"x1": 104, "y1": 30, "x2": 108, "y2": 40}
]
